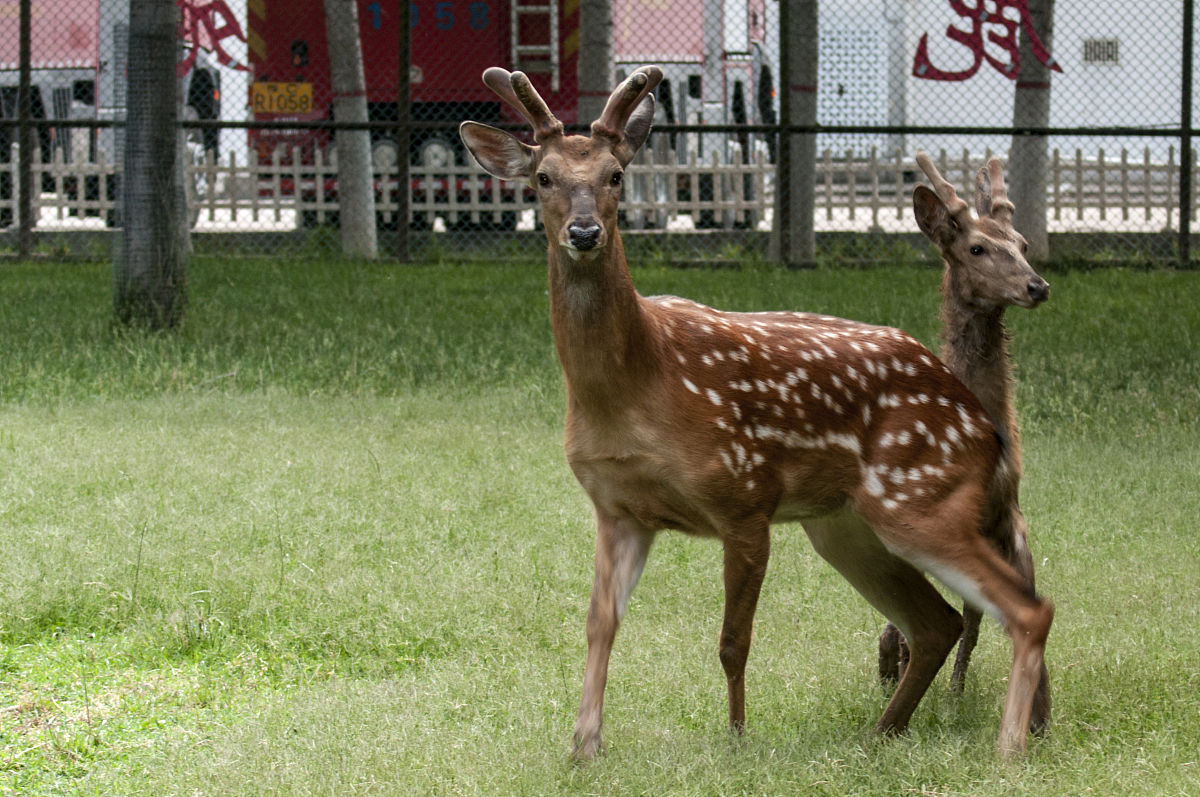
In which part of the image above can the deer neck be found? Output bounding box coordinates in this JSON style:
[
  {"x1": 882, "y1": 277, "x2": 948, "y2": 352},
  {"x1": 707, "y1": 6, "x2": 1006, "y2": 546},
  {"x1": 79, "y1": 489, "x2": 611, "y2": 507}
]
[
  {"x1": 547, "y1": 233, "x2": 658, "y2": 414},
  {"x1": 940, "y1": 276, "x2": 1021, "y2": 465}
]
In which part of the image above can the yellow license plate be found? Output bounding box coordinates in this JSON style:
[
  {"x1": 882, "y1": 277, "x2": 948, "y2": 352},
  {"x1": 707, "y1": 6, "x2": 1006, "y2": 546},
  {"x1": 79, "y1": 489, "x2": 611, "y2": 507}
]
[{"x1": 251, "y1": 82, "x2": 314, "y2": 115}]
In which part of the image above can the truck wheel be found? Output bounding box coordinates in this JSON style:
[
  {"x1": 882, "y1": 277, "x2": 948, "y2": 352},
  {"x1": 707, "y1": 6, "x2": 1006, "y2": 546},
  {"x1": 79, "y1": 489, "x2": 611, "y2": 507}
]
[{"x1": 417, "y1": 135, "x2": 457, "y2": 169}]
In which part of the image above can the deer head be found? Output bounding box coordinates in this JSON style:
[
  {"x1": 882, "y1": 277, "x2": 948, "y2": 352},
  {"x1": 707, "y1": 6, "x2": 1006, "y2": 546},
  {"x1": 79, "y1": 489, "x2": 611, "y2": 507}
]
[
  {"x1": 913, "y1": 152, "x2": 1050, "y2": 311},
  {"x1": 459, "y1": 66, "x2": 661, "y2": 261}
]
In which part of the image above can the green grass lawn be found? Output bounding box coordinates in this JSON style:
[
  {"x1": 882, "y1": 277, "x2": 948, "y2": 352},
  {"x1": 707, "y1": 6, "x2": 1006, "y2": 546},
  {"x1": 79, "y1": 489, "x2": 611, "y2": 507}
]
[{"x1": 2, "y1": 257, "x2": 1199, "y2": 794}]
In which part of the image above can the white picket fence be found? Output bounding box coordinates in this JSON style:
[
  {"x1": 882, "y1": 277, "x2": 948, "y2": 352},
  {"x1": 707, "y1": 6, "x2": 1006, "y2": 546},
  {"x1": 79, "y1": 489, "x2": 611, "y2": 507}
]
[{"x1": 7, "y1": 143, "x2": 1197, "y2": 234}]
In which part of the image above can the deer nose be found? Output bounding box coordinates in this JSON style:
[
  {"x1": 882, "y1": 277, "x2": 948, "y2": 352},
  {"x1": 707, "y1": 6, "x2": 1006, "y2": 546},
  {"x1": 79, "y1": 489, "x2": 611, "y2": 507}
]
[
  {"x1": 1027, "y1": 277, "x2": 1050, "y2": 305},
  {"x1": 567, "y1": 219, "x2": 602, "y2": 250}
]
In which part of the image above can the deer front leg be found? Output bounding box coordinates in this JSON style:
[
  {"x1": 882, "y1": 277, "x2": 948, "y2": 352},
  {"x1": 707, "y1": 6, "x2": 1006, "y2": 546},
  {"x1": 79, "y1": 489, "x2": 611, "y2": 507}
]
[
  {"x1": 719, "y1": 524, "x2": 770, "y2": 735},
  {"x1": 951, "y1": 605, "x2": 983, "y2": 692},
  {"x1": 572, "y1": 511, "x2": 654, "y2": 762},
  {"x1": 878, "y1": 622, "x2": 910, "y2": 685}
]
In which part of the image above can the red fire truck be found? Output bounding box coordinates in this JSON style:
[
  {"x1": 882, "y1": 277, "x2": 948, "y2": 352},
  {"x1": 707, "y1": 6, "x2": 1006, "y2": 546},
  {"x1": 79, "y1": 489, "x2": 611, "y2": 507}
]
[
  {"x1": 247, "y1": 0, "x2": 774, "y2": 227},
  {"x1": 247, "y1": 0, "x2": 581, "y2": 227},
  {"x1": 248, "y1": 0, "x2": 578, "y2": 167}
]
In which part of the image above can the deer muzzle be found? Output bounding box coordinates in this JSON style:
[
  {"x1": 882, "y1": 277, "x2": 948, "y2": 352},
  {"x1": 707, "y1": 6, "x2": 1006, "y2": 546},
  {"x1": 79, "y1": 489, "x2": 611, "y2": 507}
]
[
  {"x1": 1026, "y1": 276, "x2": 1050, "y2": 306},
  {"x1": 567, "y1": 217, "x2": 604, "y2": 252}
]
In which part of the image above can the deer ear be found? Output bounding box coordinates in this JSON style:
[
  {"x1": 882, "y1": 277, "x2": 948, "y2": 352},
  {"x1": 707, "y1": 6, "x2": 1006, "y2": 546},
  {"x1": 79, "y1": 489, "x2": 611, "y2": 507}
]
[
  {"x1": 459, "y1": 121, "x2": 537, "y2": 181},
  {"x1": 913, "y1": 184, "x2": 959, "y2": 245},
  {"x1": 623, "y1": 95, "x2": 656, "y2": 157}
]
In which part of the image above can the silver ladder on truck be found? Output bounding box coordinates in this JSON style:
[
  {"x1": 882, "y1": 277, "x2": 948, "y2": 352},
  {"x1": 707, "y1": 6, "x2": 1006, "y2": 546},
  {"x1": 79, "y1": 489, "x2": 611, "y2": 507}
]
[{"x1": 511, "y1": 0, "x2": 560, "y2": 92}]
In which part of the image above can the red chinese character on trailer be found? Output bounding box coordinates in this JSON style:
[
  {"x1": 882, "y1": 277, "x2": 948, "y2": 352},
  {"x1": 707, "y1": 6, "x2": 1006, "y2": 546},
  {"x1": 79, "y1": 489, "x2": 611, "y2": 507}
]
[
  {"x1": 177, "y1": 0, "x2": 248, "y2": 77},
  {"x1": 913, "y1": 0, "x2": 1062, "y2": 81}
]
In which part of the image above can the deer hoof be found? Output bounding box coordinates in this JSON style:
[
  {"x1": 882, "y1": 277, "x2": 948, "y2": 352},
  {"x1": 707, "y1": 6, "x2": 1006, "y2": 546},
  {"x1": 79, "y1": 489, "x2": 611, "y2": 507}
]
[{"x1": 571, "y1": 731, "x2": 603, "y2": 763}]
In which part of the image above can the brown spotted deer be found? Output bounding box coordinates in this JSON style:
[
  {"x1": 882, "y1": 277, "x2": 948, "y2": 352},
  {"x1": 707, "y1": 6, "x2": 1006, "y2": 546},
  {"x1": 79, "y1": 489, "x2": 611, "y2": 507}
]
[
  {"x1": 877, "y1": 152, "x2": 1052, "y2": 733},
  {"x1": 459, "y1": 66, "x2": 1053, "y2": 761}
]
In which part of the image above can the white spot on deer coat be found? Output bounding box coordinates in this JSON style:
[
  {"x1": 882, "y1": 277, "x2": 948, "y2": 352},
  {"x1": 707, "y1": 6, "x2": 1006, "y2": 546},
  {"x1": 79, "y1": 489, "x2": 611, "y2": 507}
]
[
  {"x1": 682, "y1": 377, "x2": 700, "y2": 394},
  {"x1": 956, "y1": 404, "x2": 980, "y2": 436},
  {"x1": 825, "y1": 432, "x2": 862, "y2": 455}
]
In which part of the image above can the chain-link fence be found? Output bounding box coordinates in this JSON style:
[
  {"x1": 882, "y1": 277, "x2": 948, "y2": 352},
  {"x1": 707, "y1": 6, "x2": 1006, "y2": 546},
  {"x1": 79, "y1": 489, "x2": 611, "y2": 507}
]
[{"x1": 1, "y1": 0, "x2": 1198, "y2": 265}]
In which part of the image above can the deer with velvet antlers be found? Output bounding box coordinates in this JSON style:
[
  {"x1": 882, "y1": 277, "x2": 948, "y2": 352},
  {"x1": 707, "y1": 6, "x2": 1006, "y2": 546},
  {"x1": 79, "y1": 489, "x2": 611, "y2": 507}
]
[
  {"x1": 877, "y1": 152, "x2": 1052, "y2": 731},
  {"x1": 459, "y1": 66, "x2": 1053, "y2": 761}
]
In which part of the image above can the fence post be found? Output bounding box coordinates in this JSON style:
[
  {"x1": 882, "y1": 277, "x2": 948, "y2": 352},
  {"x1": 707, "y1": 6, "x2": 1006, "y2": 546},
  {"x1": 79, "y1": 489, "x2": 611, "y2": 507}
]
[
  {"x1": 1182, "y1": 0, "x2": 1194, "y2": 267},
  {"x1": 1009, "y1": 0, "x2": 1056, "y2": 262},
  {"x1": 772, "y1": 0, "x2": 817, "y2": 267},
  {"x1": 396, "y1": 0, "x2": 410, "y2": 261},
  {"x1": 17, "y1": 0, "x2": 33, "y2": 257},
  {"x1": 773, "y1": 0, "x2": 791, "y2": 264}
]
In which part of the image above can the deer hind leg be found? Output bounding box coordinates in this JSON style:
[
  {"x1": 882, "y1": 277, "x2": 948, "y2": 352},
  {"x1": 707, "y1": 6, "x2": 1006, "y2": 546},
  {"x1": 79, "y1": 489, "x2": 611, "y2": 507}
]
[
  {"x1": 718, "y1": 523, "x2": 771, "y2": 735},
  {"x1": 572, "y1": 511, "x2": 655, "y2": 762},
  {"x1": 803, "y1": 512, "x2": 963, "y2": 737},
  {"x1": 1005, "y1": 509, "x2": 1051, "y2": 734},
  {"x1": 954, "y1": 508, "x2": 1051, "y2": 732},
  {"x1": 867, "y1": 502, "x2": 1053, "y2": 759}
]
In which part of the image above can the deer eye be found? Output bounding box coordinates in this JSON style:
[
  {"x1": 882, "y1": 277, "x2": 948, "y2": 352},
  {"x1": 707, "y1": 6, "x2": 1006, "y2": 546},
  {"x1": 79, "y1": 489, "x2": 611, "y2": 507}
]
[
  {"x1": 537, "y1": 172, "x2": 551, "y2": 187},
  {"x1": 610, "y1": 171, "x2": 623, "y2": 187},
  {"x1": 969, "y1": 245, "x2": 985, "y2": 256}
]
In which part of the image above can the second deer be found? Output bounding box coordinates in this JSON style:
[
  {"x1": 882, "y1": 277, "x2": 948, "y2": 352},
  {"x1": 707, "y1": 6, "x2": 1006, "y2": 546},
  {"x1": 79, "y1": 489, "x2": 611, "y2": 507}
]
[
  {"x1": 878, "y1": 152, "x2": 1052, "y2": 732},
  {"x1": 460, "y1": 67, "x2": 1053, "y2": 761}
]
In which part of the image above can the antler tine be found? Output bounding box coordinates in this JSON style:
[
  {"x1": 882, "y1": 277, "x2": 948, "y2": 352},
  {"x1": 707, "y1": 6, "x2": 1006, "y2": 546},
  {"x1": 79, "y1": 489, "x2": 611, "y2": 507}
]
[
  {"x1": 975, "y1": 157, "x2": 1015, "y2": 221},
  {"x1": 481, "y1": 67, "x2": 563, "y2": 143},
  {"x1": 591, "y1": 66, "x2": 663, "y2": 141},
  {"x1": 915, "y1": 150, "x2": 971, "y2": 220}
]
